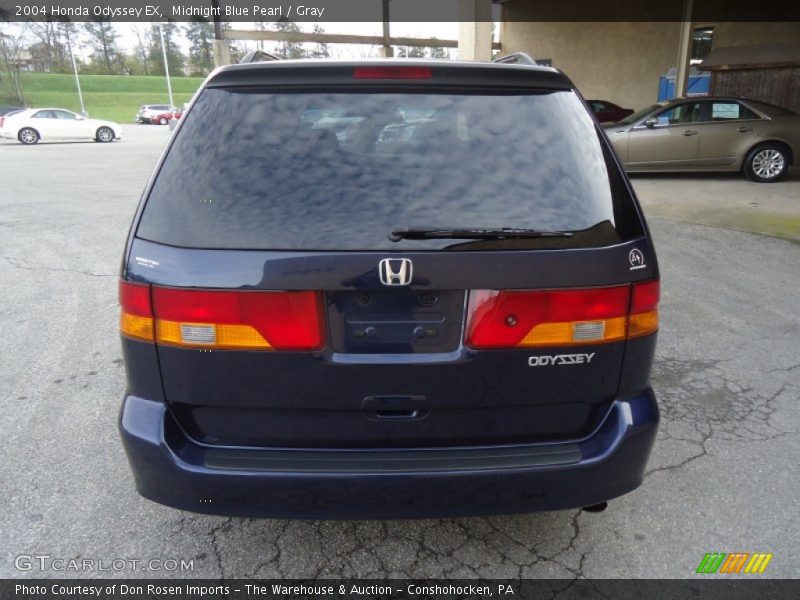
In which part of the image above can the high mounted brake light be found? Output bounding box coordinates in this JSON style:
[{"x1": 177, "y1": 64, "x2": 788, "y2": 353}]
[
  {"x1": 353, "y1": 67, "x2": 432, "y2": 80},
  {"x1": 119, "y1": 281, "x2": 324, "y2": 351},
  {"x1": 465, "y1": 281, "x2": 659, "y2": 349}
]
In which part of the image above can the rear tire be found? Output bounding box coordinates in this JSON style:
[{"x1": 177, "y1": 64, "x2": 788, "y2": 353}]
[
  {"x1": 744, "y1": 143, "x2": 789, "y2": 182},
  {"x1": 96, "y1": 127, "x2": 115, "y2": 143},
  {"x1": 18, "y1": 128, "x2": 40, "y2": 145},
  {"x1": 159, "y1": 117, "x2": 168, "y2": 125}
]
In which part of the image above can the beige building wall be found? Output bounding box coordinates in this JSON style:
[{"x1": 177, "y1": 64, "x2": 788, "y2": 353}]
[
  {"x1": 500, "y1": 21, "x2": 680, "y2": 110},
  {"x1": 708, "y1": 22, "x2": 800, "y2": 47},
  {"x1": 500, "y1": 16, "x2": 800, "y2": 112}
]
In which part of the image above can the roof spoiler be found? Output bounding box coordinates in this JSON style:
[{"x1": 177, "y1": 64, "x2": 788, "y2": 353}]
[
  {"x1": 492, "y1": 52, "x2": 538, "y2": 66},
  {"x1": 239, "y1": 50, "x2": 281, "y2": 64}
]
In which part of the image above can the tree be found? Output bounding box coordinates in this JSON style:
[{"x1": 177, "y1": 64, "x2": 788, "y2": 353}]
[
  {"x1": 129, "y1": 24, "x2": 151, "y2": 75},
  {"x1": 397, "y1": 46, "x2": 425, "y2": 58},
  {"x1": 274, "y1": 20, "x2": 305, "y2": 59},
  {"x1": 185, "y1": 19, "x2": 214, "y2": 76},
  {"x1": 222, "y1": 22, "x2": 244, "y2": 63},
  {"x1": 0, "y1": 25, "x2": 28, "y2": 104},
  {"x1": 83, "y1": 19, "x2": 122, "y2": 74},
  {"x1": 308, "y1": 23, "x2": 329, "y2": 59},
  {"x1": 147, "y1": 22, "x2": 185, "y2": 77},
  {"x1": 29, "y1": 20, "x2": 74, "y2": 72},
  {"x1": 427, "y1": 40, "x2": 447, "y2": 59},
  {"x1": 56, "y1": 22, "x2": 80, "y2": 70}
]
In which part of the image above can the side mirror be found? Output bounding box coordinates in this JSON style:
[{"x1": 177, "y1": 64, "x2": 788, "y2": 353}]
[{"x1": 644, "y1": 117, "x2": 658, "y2": 129}]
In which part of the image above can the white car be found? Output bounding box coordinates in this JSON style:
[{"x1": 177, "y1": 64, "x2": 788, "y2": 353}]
[
  {"x1": 135, "y1": 104, "x2": 174, "y2": 124},
  {"x1": 0, "y1": 108, "x2": 123, "y2": 145}
]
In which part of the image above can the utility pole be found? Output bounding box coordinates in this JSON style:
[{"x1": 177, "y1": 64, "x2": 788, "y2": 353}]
[
  {"x1": 66, "y1": 31, "x2": 86, "y2": 116},
  {"x1": 674, "y1": 0, "x2": 694, "y2": 98},
  {"x1": 381, "y1": 0, "x2": 394, "y2": 57},
  {"x1": 159, "y1": 23, "x2": 175, "y2": 107},
  {"x1": 212, "y1": 0, "x2": 231, "y2": 66}
]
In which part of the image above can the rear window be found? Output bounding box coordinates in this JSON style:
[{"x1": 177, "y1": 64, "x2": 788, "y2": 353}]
[{"x1": 137, "y1": 88, "x2": 634, "y2": 250}]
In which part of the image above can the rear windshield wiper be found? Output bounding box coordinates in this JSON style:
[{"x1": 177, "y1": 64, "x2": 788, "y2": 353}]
[{"x1": 389, "y1": 226, "x2": 573, "y2": 242}]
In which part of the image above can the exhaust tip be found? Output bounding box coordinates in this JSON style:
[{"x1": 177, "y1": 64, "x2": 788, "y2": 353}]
[{"x1": 582, "y1": 502, "x2": 608, "y2": 513}]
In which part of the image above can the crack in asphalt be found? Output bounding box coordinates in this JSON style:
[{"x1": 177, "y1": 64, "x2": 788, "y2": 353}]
[
  {"x1": 207, "y1": 517, "x2": 233, "y2": 578},
  {"x1": 645, "y1": 356, "x2": 800, "y2": 479},
  {"x1": 2, "y1": 255, "x2": 116, "y2": 278}
]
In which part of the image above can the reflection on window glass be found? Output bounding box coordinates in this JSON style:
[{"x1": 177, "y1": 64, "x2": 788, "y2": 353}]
[
  {"x1": 139, "y1": 90, "x2": 618, "y2": 250},
  {"x1": 656, "y1": 103, "x2": 701, "y2": 125}
]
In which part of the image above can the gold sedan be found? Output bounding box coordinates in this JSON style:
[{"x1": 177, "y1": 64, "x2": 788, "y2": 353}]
[{"x1": 603, "y1": 96, "x2": 800, "y2": 182}]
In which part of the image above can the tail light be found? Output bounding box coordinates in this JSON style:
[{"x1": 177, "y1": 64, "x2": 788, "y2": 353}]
[
  {"x1": 119, "y1": 281, "x2": 155, "y2": 342},
  {"x1": 465, "y1": 281, "x2": 659, "y2": 349},
  {"x1": 628, "y1": 280, "x2": 659, "y2": 338},
  {"x1": 0, "y1": 117, "x2": 5, "y2": 128},
  {"x1": 119, "y1": 281, "x2": 324, "y2": 351},
  {"x1": 353, "y1": 67, "x2": 432, "y2": 79}
]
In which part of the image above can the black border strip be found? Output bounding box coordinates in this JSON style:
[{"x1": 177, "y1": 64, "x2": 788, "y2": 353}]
[{"x1": 2, "y1": 0, "x2": 800, "y2": 22}]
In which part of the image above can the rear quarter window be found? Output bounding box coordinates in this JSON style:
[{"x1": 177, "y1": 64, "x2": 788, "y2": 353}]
[{"x1": 137, "y1": 87, "x2": 641, "y2": 250}]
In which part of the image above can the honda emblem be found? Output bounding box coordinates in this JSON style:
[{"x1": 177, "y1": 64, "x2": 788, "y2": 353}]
[{"x1": 378, "y1": 258, "x2": 413, "y2": 286}]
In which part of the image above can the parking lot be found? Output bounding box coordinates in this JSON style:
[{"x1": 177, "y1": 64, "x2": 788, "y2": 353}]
[{"x1": 1, "y1": 125, "x2": 798, "y2": 579}]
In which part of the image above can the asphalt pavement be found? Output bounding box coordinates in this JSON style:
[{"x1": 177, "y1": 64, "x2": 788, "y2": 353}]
[{"x1": 1, "y1": 126, "x2": 798, "y2": 578}]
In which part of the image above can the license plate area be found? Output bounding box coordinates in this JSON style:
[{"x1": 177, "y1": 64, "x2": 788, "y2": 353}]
[{"x1": 326, "y1": 290, "x2": 465, "y2": 354}]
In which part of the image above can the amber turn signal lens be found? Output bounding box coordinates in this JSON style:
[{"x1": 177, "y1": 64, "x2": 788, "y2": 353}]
[
  {"x1": 627, "y1": 309, "x2": 659, "y2": 338},
  {"x1": 520, "y1": 316, "x2": 628, "y2": 347},
  {"x1": 120, "y1": 312, "x2": 154, "y2": 342},
  {"x1": 155, "y1": 319, "x2": 272, "y2": 350}
]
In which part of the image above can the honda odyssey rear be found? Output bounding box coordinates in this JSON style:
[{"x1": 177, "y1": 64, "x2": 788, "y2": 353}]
[{"x1": 119, "y1": 59, "x2": 660, "y2": 519}]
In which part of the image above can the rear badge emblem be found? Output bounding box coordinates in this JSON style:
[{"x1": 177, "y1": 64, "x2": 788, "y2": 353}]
[
  {"x1": 379, "y1": 258, "x2": 413, "y2": 286},
  {"x1": 529, "y1": 353, "x2": 595, "y2": 367},
  {"x1": 629, "y1": 248, "x2": 646, "y2": 270},
  {"x1": 134, "y1": 256, "x2": 160, "y2": 269}
]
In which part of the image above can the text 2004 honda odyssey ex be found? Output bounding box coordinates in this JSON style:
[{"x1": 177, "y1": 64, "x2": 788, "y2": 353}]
[{"x1": 119, "y1": 60, "x2": 660, "y2": 519}]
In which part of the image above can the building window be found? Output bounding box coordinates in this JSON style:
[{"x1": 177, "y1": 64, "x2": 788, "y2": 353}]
[{"x1": 691, "y1": 27, "x2": 714, "y2": 64}]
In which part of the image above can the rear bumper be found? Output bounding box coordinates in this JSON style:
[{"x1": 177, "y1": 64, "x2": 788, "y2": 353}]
[{"x1": 119, "y1": 390, "x2": 658, "y2": 519}]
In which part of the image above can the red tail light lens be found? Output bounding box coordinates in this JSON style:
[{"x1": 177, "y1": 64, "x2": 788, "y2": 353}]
[
  {"x1": 466, "y1": 286, "x2": 630, "y2": 349},
  {"x1": 629, "y1": 280, "x2": 660, "y2": 338},
  {"x1": 119, "y1": 281, "x2": 154, "y2": 342},
  {"x1": 151, "y1": 288, "x2": 324, "y2": 351},
  {"x1": 353, "y1": 67, "x2": 432, "y2": 79},
  {"x1": 119, "y1": 282, "x2": 324, "y2": 351},
  {"x1": 465, "y1": 281, "x2": 659, "y2": 349}
]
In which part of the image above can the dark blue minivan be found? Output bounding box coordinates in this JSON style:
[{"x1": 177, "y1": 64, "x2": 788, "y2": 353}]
[{"x1": 119, "y1": 59, "x2": 660, "y2": 519}]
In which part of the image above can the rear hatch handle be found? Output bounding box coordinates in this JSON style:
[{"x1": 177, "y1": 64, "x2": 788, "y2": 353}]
[{"x1": 362, "y1": 395, "x2": 430, "y2": 420}]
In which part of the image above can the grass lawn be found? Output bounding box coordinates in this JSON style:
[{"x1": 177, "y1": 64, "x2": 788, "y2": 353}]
[{"x1": 2, "y1": 72, "x2": 205, "y2": 123}]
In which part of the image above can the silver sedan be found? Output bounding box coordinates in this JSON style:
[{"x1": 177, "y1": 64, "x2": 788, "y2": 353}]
[{"x1": 603, "y1": 96, "x2": 800, "y2": 182}]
